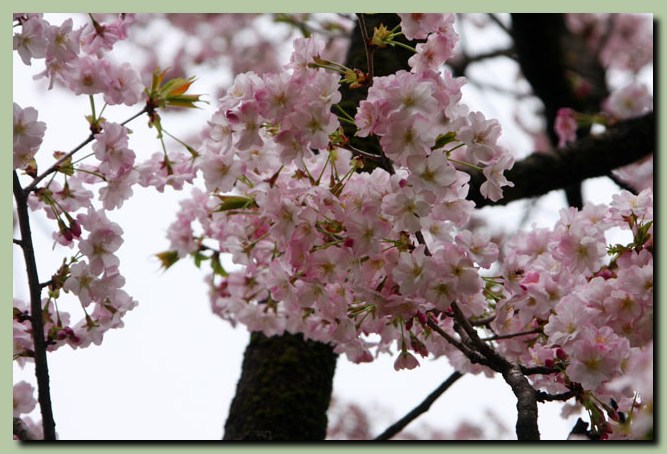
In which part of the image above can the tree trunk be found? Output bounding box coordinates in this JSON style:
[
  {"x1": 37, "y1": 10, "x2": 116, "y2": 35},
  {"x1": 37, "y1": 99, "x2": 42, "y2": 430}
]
[{"x1": 223, "y1": 332, "x2": 338, "y2": 440}]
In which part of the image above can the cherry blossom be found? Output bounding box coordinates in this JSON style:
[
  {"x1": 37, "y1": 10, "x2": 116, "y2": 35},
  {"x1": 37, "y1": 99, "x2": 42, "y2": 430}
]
[
  {"x1": 13, "y1": 103, "x2": 46, "y2": 169},
  {"x1": 13, "y1": 16, "x2": 48, "y2": 65},
  {"x1": 13, "y1": 381, "x2": 37, "y2": 417}
]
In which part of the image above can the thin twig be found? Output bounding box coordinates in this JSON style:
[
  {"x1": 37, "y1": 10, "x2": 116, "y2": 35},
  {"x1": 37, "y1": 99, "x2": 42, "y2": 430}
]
[
  {"x1": 344, "y1": 145, "x2": 384, "y2": 163},
  {"x1": 480, "y1": 328, "x2": 542, "y2": 342},
  {"x1": 469, "y1": 314, "x2": 496, "y2": 326},
  {"x1": 374, "y1": 371, "x2": 464, "y2": 440},
  {"x1": 356, "y1": 14, "x2": 374, "y2": 84},
  {"x1": 427, "y1": 317, "x2": 490, "y2": 368},
  {"x1": 23, "y1": 105, "x2": 149, "y2": 195},
  {"x1": 536, "y1": 389, "x2": 576, "y2": 403},
  {"x1": 487, "y1": 13, "x2": 511, "y2": 36},
  {"x1": 13, "y1": 171, "x2": 57, "y2": 440},
  {"x1": 22, "y1": 133, "x2": 95, "y2": 195},
  {"x1": 449, "y1": 47, "x2": 516, "y2": 76}
]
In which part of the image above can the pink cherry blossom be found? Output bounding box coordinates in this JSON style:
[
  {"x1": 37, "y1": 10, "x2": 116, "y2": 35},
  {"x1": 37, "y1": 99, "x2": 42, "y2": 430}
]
[
  {"x1": 45, "y1": 18, "x2": 82, "y2": 62},
  {"x1": 93, "y1": 122, "x2": 136, "y2": 178},
  {"x1": 63, "y1": 261, "x2": 97, "y2": 306},
  {"x1": 81, "y1": 15, "x2": 131, "y2": 56},
  {"x1": 543, "y1": 294, "x2": 590, "y2": 346},
  {"x1": 103, "y1": 62, "x2": 144, "y2": 106},
  {"x1": 380, "y1": 112, "x2": 435, "y2": 166},
  {"x1": 554, "y1": 107, "x2": 578, "y2": 148},
  {"x1": 398, "y1": 13, "x2": 451, "y2": 40},
  {"x1": 13, "y1": 103, "x2": 47, "y2": 169},
  {"x1": 393, "y1": 350, "x2": 420, "y2": 371},
  {"x1": 64, "y1": 55, "x2": 113, "y2": 96},
  {"x1": 604, "y1": 82, "x2": 652, "y2": 120},
  {"x1": 13, "y1": 381, "x2": 37, "y2": 417},
  {"x1": 458, "y1": 111, "x2": 502, "y2": 164},
  {"x1": 13, "y1": 16, "x2": 48, "y2": 65},
  {"x1": 479, "y1": 153, "x2": 514, "y2": 202},
  {"x1": 98, "y1": 168, "x2": 139, "y2": 210},
  {"x1": 381, "y1": 184, "x2": 430, "y2": 232},
  {"x1": 197, "y1": 150, "x2": 243, "y2": 193},
  {"x1": 566, "y1": 326, "x2": 630, "y2": 390},
  {"x1": 77, "y1": 208, "x2": 124, "y2": 275},
  {"x1": 392, "y1": 245, "x2": 431, "y2": 297},
  {"x1": 287, "y1": 36, "x2": 325, "y2": 74},
  {"x1": 409, "y1": 31, "x2": 458, "y2": 73}
]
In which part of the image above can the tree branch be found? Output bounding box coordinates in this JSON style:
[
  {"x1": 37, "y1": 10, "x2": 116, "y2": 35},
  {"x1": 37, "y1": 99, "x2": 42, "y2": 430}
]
[
  {"x1": 468, "y1": 112, "x2": 654, "y2": 208},
  {"x1": 449, "y1": 303, "x2": 540, "y2": 440},
  {"x1": 480, "y1": 328, "x2": 542, "y2": 342},
  {"x1": 536, "y1": 389, "x2": 576, "y2": 403},
  {"x1": 449, "y1": 47, "x2": 516, "y2": 77},
  {"x1": 13, "y1": 171, "x2": 57, "y2": 440},
  {"x1": 504, "y1": 366, "x2": 540, "y2": 440},
  {"x1": 374, "y1": 371, "x2": 464, "y2": 440}
]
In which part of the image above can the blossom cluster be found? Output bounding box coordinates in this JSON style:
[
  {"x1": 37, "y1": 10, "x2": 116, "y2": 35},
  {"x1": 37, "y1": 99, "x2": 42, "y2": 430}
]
[
  {"x1": 566, "y1": 14, "x2": 653, "y2": 74},
  {"x1": 12, "y1": 14, "x2": 157, "y2": 360},
  {"x1": 488, "y1": 188, "x2": 653, "y2": 436},
  {"x1": 163, "y1": 15, "x2": 516, "y2": 367},
  {"x1": 161, "y1": 14, "x2": 652, "y2": 437}
]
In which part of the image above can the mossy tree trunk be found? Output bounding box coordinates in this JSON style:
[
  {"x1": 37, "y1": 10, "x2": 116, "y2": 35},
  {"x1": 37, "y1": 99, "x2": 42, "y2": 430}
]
[{"x1": 222, "y1": 332, "x2": 338, "y2": 440}]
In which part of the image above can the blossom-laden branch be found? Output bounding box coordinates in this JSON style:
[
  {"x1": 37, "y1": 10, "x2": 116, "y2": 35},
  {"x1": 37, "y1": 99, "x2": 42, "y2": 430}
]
[
  {"x1": 13, "y1": 171, "x2": 57, "y2": 440},
  {"x1": 374, "y1": 371, "x2": 464, "y2": 440},
  {"x1": 467, "y1": 112, "x2": 654, "y2": 208},
  {"x1": 431, "y1": 303, "x2": 542, "y2": 440}
]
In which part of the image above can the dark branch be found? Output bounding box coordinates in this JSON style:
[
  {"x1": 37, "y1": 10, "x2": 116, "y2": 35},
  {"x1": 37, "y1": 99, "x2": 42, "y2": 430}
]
[
  {"x1": 487, "y1": 14, "x2": 511, "y2": 36},
  {"x1": 536, "y1": 389, "x2": 576, "y2": 403},
  {"x1": 449, "y1": 47, "x2": 516, "y2": 77},
  {"x1": 374, "y1": 371, "x2": 464, "y2": 440},
  {"x1": 520, "y1": 365, "x2": 559, "y2": 376},
  {"x1": 449, "y1": 303, "x2": 541, "y2": 440},
  {"x1": 468, "y1": 112, "x2": 654, "y2": 208},
  {"x1": 504, "y1": 366, "x2": 540, "y2": 440},
  {"x1": 355, "y1": 14, "x2": 374, "y2": 84},
  {"x1": 480, "y1": 328, "x2": 542, "y2": 342},
  {"x1": 13, "y1": 171, "x2": 57, "y2": 440}
]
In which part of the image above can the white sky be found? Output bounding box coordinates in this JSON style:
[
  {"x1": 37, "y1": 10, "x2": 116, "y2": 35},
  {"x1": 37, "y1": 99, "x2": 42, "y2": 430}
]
[{"x1": 13, "y1": 13, "x2": 649, "y2": 440}]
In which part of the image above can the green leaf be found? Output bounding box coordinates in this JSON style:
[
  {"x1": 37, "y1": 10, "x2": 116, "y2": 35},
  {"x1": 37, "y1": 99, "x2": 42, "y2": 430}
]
[
  {"x1": 214, "y1": 195, "x2": 258, "y2": 212},
  {"x1": 156, "y1": 250, "x2": 180, "y2": 270},
  {"x1": 433, "y1": 131, "x2": 457, "y2": 150},
  {"x1": 211, "y1": 252, "x2": 229, "y2": 277}
]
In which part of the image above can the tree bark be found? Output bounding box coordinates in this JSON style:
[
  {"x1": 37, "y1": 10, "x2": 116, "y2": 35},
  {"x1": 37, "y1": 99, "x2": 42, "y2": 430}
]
[{"x1": 223, "y1": 332, "x2": 338, "y2": 440}]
